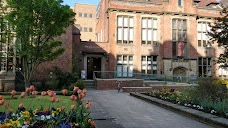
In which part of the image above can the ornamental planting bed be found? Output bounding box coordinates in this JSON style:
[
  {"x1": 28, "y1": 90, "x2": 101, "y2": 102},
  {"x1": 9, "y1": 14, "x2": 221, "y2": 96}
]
[{"x1": 0, "y1": 85, "x2": 95, "y2": 128}]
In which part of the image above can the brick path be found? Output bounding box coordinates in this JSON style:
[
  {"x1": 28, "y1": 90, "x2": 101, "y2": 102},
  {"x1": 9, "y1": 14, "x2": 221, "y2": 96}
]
[{"x1": 86, "y1": 90, "x2": 212, "y2": 128}]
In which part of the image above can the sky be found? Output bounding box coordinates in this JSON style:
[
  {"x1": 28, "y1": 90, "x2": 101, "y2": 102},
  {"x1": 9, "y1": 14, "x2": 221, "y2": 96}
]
[{"x1": 63, "y1": 0, "x2": 100, "y2": 8}]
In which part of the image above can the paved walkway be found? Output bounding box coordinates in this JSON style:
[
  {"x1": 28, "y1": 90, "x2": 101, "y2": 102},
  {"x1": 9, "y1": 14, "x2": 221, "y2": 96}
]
[{"x1": 86, "y1": 90, "x2": 212, "y2": 128}]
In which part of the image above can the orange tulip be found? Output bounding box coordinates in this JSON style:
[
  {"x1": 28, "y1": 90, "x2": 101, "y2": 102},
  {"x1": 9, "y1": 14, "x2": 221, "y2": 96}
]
[
  {"x1": 70, "y1": 95, "x2": 77, "y2": 101},
  {"x1": 71, "y1": 105, "x2": 76, "y2": 110},
  {"x1": 0, "y1": 95, "x2": 3, "y2": 100},
  {"x1": 11, "y1": 90, "x2": 16, "y2": 97},
  {"x1": 32, "y1": 91, "x2": 38, "y2": 96},
  {"x1": 19, "y1": 102, "x2": 24, "y2": 108},
  {"x1": 41, "y1": 91, "x2": 47, "y2": 96},
  {"x1": 25, "y1": 88, "x2": 31, "y2": 93},
  {"x1": 61, "y1": 89, "x2": 68, "y2": 96},
  {"x1": 60, "y1": 106, "x2": 65, "y2": 111},
  {"x1": 5, "y1": 104, "x2": 9, "y2": 109},
  {"x1": 20, "y1": 92, "x2": 26, "y2": 98},
  {"x1": 29, "y1": 85, "x2": 35, "y2": 91},
  {"x1": 73, "y1": 86, "x2": 79, "y2": 92},
  {"x1": 50, "y1": 97, "x2": 56, "y2": 103},
  {"x1": 0, "y1": 99, "x2": 4, "y2": 105},
  {"x1": 48, "y1": 91, "x2": 56, "y2": 97},
  {"x1": 8, "y1": 109, "x2": 13, "y2": 114}
]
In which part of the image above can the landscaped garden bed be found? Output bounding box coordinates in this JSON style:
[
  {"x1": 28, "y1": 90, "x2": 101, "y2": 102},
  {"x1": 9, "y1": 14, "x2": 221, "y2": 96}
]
[
  {"x1": 0, "y1": 85, "x2": 95, "y2": 128},
  {"x1": 145, "y1": 78, "x2": 228, "y2": 119}
]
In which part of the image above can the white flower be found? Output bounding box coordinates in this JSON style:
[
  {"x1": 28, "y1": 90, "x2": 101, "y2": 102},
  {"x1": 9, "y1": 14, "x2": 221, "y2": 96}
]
[
  {"x1": 46, "y1": 115, "x2": 51, "y2": 119},
  {"x1": 41, "y1": 115, "x2": 45, "y2": 120},
  {"x1": 193, "y1": 105, "x2": 196, "y2": 107},
  {"x1": 184, "y1": 103, "x2": 187, "y2": 106}
]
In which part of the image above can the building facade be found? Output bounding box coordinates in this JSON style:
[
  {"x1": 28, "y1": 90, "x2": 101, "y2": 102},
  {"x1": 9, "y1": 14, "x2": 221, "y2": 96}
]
[
  {"x1": 77, "y1": 0, "x2": 228, "y2": 80},
  {"x1": 74, "y1": 3, "x2": 97, "y2": 42}
]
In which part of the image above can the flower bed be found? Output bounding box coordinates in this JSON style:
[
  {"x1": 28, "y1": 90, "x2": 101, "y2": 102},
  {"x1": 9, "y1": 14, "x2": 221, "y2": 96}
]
[
  {"x1": 0, "y1": 86, "x2": 95, "y2": 128},
  {"x1": 146, "y1": 84, "x2": 228, "y2": 119}
]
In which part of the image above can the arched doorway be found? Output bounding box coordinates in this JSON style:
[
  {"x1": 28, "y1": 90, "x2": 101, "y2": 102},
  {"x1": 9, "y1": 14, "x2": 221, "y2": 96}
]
[{"x1": 173, "y1": 67, "x2": 187, "y2": 82}]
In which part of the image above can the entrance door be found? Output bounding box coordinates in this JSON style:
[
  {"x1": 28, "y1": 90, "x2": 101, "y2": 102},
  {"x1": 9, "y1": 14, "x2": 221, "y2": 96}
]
[
  {"x1": 87, "y1": 57, "x2": 101, "y2": 79},
  {"x1": 173, "y1": 67, "x2": 187, "y2": 82}
]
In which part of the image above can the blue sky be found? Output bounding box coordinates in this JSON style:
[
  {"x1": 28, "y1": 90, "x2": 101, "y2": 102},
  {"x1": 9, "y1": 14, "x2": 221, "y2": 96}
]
[{"x1": 63, "y1": 0, "x2": 99, "y2": 8}]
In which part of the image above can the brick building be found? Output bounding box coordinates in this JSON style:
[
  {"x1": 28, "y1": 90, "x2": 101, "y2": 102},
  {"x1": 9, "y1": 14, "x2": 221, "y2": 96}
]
[
  {"x1": 76, "y1": 0, "x2": 226, "y2": 80},
  {"x1": 74, "y1": 3, "x2": 97, "y2": 42}
]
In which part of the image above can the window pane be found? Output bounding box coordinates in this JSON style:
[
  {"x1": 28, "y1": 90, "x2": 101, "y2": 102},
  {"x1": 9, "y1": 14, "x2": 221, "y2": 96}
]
[
  {"x1": 173, "y1": 30, "x2": 176, "y2": 40},
  {"x1": 198, "y1": 32, "x2": 202, "y2": 40},
  {"x1": 197, "y1": 23, "x2": 202, "y2": 31},
  {"x1": 117, "y1": 65, "x2": 122, "y2": 77},
  {"x1": 202, "y1": 23, "x2": 206, "y2": 31},
  {"x1": 117, "y1": 55, "x2": 122, "y2": 63},
  {"x1": 118, "y1": 28, "x2": 123, "y2": 40},
  {"x1": 153, "y1": 19, "x2": 157, "y2": 29},
  {"x1": 128, "y1": 66, "x2": 133, "y2": 77},
  {"x1": 172, "y1": 19, "x2": 177, "y2": 28},
  {"x1": 123, "y1": 65, "x2": 128, "y2": 77},
  {"x1": 203, "y1": 58, "x2": 207, "y2": 65},
  {"x1": 178, "y1": 20, "x2": 182, "y2": 29},
  {"x1": 124, "y1": 17, "x2": 128, "y2": 27},
  {"x1": 153, "y1": 30, "x2": 157, "y2": 41},
  {"x1": 148, "y1": 29, "x2": 152, "y2": 41},
  {"x1": 202, "y1": 33, "x2": 207, "y2": 40},
  {"x1": 183, "y1": 20, "x2": 187, "y2": 30},
  {"x1": 142, "y1": 18, "x2": 147, "y2": 28},
  {"x1": 182, "y1": 30, "x2": 187, "y2": 41},
  {"x1": 148, "y1": 19, "x2": 152, "y2": 28},
  {"x1": 142, "y1": 29, "x2": 147, "y2": 41},
  {"x1": 123, "y1": 28, "x2": 128, "y2": 40},
  {"x1": 118, "y1": 16, "x2": 123, "y2": 26},
  {"x1": 129, "y1": 28, "x2": 133, "y2": 41},
  {"x1": 129, "y1": 18, "x2": 133, "y2": 27},
  {"x1": 207, "y1": 24, "x2": 211, "y2": 32}
]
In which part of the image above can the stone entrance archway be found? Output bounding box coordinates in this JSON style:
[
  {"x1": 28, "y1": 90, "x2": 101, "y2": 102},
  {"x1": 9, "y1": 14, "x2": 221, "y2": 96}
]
[{"x1": 173, "y1": 67, "x2": 187, "y2": 82}]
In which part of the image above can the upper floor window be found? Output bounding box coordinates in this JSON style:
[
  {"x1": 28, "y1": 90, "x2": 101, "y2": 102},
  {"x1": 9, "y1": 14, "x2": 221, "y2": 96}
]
[
  {"x1": 178, "y1": 0, "x2": 182, "y2": 7},
  {"x1": 79, "y1": 13, "x2": 82, "y2": 17},
  {"x1": 172, "y1": 19, "x2": 187, "y2": 58},
  {"x1": 116, "y1": 55, "x2": 133, "y2": 77},
  {"x1": 141, "y1": 17, "x2": 158, "y2": 45},
  {"x1": 89, "y1": 14, "x2": 92, "y2": 18},
  {"x1": 198, "y1": 22, "x2": 211, "y2": 47},
  {"x1": 117, "y1": 16, "x2": 134, "y2": 44}
]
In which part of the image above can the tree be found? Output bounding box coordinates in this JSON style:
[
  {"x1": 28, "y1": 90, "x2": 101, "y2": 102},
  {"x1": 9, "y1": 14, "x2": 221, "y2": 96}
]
[
  {"x1": 5, "y1": 0, "x2": 75, "y2": 89},
  {"x1": 209, "y1": 7, "x2": 228, "y2": 67}
]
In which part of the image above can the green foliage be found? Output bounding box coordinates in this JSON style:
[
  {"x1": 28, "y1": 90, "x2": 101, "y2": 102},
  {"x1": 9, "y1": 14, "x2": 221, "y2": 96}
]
[
  {"x1": 52, "y1": 67, "x2": 79, "y2": 90},
  {"x1": 5, "y1": 0, "x2": 75, "y2": 88},
  {"x1": 69, "y1": 80, "x2": 85, "y2": 91},
  {"x1": 208, "y1": 7, "x2": 228, "y2": 67},
  {"x1": 213, "y1": 100, "x2": 228, "y2": 115},
  {"x1": 199, "y1": 99, "x2": 214, "y2": 112}
]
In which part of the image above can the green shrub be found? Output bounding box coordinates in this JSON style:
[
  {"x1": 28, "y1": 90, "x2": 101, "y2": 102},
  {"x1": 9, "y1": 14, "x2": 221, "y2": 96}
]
[
  {"x1": 213, "y1": 100, "x2": 228, "y2": 115},
  {"x1": 68, "y1": 80, "x2": 85, "y2": 91},
  {"x1": 199, "y1": 99, "x2": 214, "y2": 112}
]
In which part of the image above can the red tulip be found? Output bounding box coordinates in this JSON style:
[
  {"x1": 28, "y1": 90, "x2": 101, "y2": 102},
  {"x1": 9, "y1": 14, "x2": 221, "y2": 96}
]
[
  {"x1": 77, "y1": 89, "x2": 82, "y2": 94},
  {"x1": 29, "y1": 85, "x2": 35, "y2": 91},
  {"x1": 32, "y1": 91, "x2": 38, "y2": 96},
  {"x1": 85, "y1": 102, "x2": 91, "y2": 109},
  {"x1": 61, "y1": 89, "x2": 68, "y2": 96},
  {"x1": 48, "y1": 91, "x2": 56, "y2": 97},
  {"x1": 73, "y1": 86, "x2": 79, "y2": 92},
  {"x1": 11, "y1": 90, "x2": 16, "y2": 97}
]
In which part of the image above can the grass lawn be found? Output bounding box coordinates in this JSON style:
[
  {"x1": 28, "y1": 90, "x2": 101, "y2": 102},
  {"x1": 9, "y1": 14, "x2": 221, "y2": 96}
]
[{"x1": 0, "y1": 95, "x2": 76, "y2": 112}]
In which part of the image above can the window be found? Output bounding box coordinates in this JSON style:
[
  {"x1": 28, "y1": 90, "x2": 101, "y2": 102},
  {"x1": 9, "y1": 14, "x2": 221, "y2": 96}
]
[
  {"x1": 198, "y1": 22, "x2": 211, "y2": 47},
  {"x1": 89, "y1": 28, "x2": 92, "y2": 32},
  {"x1": 84, "y1": 13, "x2": 87, "y2": 18},
  {"x1": 116, "y1": 55, "x2": 133, "y2": 77},
  {"x1": 198, "y1": 57, "x2": 212, "y2": 77},
  {"x1": 172, "y1": 19, "x2": 187, "y2": 58},
  {"x1": 117, "y1": 16, "x2": 134, "y2": 44},
  {"x1": 79, "y1": 13, "x2": 82, "y2": 17},
  {"x1": 84, "y1": 27, "x2": 87, "y2": 32},
  {"x1": 141, "y1": 17, "x2": 158, "y2": 45},
  {"x1": 89, "y1": 14, "x2": 92, "y2": 18},
  {"x1": 141, "y1": 56, "x2": 157, "y2": 74},
  {"x1": 219, "y1": 66, "x2": 228, "y2": 78},
  {"x1": 178, "y1": 0, "x2": 182, "y2": 7}
]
